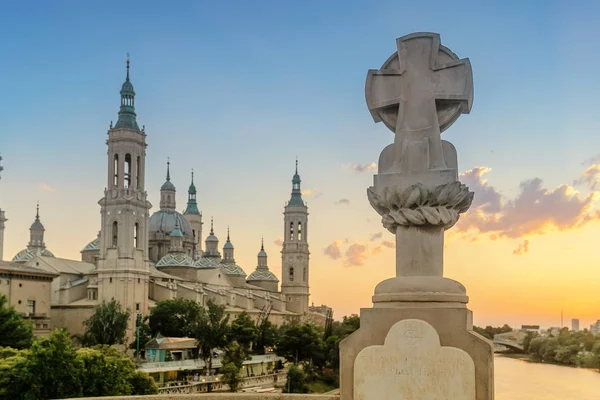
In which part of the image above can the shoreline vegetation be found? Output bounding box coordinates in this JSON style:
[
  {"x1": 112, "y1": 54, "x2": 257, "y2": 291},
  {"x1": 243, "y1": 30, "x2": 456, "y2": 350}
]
[{"x1": 475, "y1": 324, "x2": 600, "y2": 370}]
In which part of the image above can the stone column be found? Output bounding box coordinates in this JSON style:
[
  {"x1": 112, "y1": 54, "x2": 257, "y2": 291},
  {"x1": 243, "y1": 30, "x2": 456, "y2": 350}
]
[{"x1": 339, "y1": 32, "x2": 494, "y2": 400}]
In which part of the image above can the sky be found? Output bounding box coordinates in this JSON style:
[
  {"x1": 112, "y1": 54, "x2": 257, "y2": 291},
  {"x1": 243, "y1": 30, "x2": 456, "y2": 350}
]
[{"x1": 2, "y1": 0, "x2": 600, "y2": 329}]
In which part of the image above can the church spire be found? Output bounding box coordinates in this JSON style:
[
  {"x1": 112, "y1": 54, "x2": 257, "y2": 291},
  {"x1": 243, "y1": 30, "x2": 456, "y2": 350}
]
[
  {"x1": 28, "y1": 202, "x2": 45, "y2": 250},
  {"x1": 183, "y1": 169, "x2": 200, "y2": 216},
  {"x1": 159, "y1": 159, "x2": 176, "y2": 210},
  {"x1": 288, "y1": 158, "x2": 304, "y2": 206},
  {"x1": 114, "y1": 56, "x2": 140, "y2": 130}
]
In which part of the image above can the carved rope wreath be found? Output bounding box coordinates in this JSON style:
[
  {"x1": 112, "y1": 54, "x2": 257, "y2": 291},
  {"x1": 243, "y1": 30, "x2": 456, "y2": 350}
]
[{"x1": 367, "y1": 181, "x2": 474, "y2": 232}]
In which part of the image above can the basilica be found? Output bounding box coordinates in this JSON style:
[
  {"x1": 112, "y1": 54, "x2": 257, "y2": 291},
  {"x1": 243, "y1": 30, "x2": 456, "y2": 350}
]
[{"x1": 0, "y1": 61, "x2": 330, "y2": 339}]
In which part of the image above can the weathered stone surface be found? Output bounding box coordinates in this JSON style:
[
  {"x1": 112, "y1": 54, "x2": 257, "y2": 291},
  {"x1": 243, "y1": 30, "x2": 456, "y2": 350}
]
[
  {"x1": 354, "y1": 319, "x2": 475, "y2": 400},
  {"x1": 71, "y1": 395, "x2": 339, "y2": 400}
]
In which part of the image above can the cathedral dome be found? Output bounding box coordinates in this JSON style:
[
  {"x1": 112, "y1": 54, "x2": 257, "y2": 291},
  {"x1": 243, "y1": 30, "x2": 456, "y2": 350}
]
[
  {"x1": 156, "y1": 252, "x2": 195, "y2": 268},
  {"x1": 149, "y1": 210, "x2": 193, "y2": 237},
  {"x1": 194, "y1": 257, "x2": 220, "y2": 269},
  {"x1": 220, "y1": 262, "x2": 247, "y2": 277},
  {"x1": 12, "y1": 248, "x2": 55, "y2": 264},
  {"x1": 82, "y1": 235, "x2": 100, "y2": 252},
  {"x1": 247, "y1": 269, "x2": 279, "y2": 282},
  {"x1": 161, "y1": 180, "x2": 176, "y2": 191}
]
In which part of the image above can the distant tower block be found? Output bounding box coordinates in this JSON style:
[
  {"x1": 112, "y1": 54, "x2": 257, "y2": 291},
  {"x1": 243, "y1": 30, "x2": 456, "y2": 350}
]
[
  {"x1": 572, "y1": 319, "x2": 580, "y2": 332},
  {"x1": 281, "y1": 160, "x2": 310, "y2": 315}
]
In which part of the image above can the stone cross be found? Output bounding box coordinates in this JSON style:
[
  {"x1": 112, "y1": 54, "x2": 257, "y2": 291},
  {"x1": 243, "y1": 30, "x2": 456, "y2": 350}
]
[{"x1": 366, "y1": 32, "x2": 472, "y2": 173}]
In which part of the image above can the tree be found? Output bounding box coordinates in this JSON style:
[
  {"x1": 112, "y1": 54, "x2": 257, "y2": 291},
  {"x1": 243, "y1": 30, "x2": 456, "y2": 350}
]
[
  {"x1": 23, "y1": 329, "x2": 84, "y2": 399},
  {"x1": 277, "y1": 322, "x2": 325, "y2": 366},
  {"x1": 230, "y1": 312, "x2": 257, "y2": 353},
  {"x1": 129, "y1": 317, "x2": 152, "y2": 355},
  {"x1": 256, "y1": 320, "x2": 278, "y2": 353},
  {"x1": 284, "y1": 364, "x2": 308, "y2": 393},
  {"x1": 0, "y1": 294, "x2": 33, "y2": 349},
  {"x1": 130, "y1": 371, "x2": 158, "y2": 395},
  {"x1": 221, "y1": 362, "x2": 242, "y2": 392},
  {"x1": 78, "y1": 345, "x2": 138, "y2": 397},
  {"x1": 194, "y1": 300, "x2": 230, "y2": 376},
  {"x1": 149, "y1": 298, "x2": 204, "y2": 337},
  {"x1": 83, "y1": 299, "x2": 130, "y2": 346},
  {"x1": 0, "y1": 347, "x2": 30, "y2": 398},
  {"x1": 223, "y1": 340, "x2": 247, "y2": 369}
]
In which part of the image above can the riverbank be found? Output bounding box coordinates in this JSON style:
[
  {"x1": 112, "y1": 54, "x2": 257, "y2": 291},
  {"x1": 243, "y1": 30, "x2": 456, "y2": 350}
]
[{"x1": 496, "y1": 353, "x2": 599, "y2": 370}]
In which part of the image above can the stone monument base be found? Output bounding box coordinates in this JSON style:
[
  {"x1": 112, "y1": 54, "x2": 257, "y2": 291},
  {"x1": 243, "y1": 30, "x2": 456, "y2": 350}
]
[{"x1": 339, "y1": 303, "x2": 493, "y2": 400}]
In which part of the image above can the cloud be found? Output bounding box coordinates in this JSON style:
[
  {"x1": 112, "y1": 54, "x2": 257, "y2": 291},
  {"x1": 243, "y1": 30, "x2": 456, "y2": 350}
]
[
  {"x1": 39, "y1": 183, "x2": 56, "y2": 193},
  {"x1": 346, "y1": 162, "x2": 377, "y2": 173},
  {"x1": 323, "y1": 240, "x2": 343, "y2": 260},
  {"x1": 370, "y1": 232, "x2": 383, "y2": 241},
  {"x1": 382, "y1": 240, "x2": 394, "y2": 248},
  {"x1": 512, "y1": 240, "x2": 529, "y2": 255},
  {"x1": 456, "y1": 167, "x2": 600, "y2": 239},
  {"x1": 301, "y1": 189, "x2": 318, "y2": 196},
  {"x1": 366, "y1": 217, "x2": 372, "y2": 223},
  {"x1": 274, "y1": 237, "x2": 283, "y2": 247},
  {"x1": 345, "y1": 243, "x2": 368, "y2": 266},
  {"x1": 582, "y1": 154, "x2": 600, "y2": 166},
  {"x1": 574, "y1": 163, "x2": 600, "y2": 191},
  {"x1": 372, "y1": 244, "x2": 384, "y2": 255},
  {"x1": 335, "y1": 198, "x2": 351, "y2": 205}
]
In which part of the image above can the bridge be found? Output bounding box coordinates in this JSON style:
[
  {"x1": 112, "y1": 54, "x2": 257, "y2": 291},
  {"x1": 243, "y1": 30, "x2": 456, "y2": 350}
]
[{"x1": 493, "y1": 337, "x2": 524, "y2": 352}]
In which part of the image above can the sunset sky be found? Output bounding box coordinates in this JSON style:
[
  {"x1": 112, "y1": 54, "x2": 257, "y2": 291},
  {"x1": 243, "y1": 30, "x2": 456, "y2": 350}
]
[{"x1": 2, "y1": 1, "x2": 600, "y2": 329}]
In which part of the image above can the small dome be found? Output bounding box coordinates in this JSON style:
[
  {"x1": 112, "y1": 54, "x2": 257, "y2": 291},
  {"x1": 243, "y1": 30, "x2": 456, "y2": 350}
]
[
  {"x1": 30, "y1": 218, "x2": 44, "y2": 231},
  {"x1": 220, "y1": 262, "x2": 246, "y2": 277},
  {"x1": 149, "y1": 210, "x2": 192, "y2": 237},
  {"x1": 223, "y1": 241, "x2": 234, "y2": 250},
  {"x1": 206, "y1": 233, "x2": 218, "y2": 243},
  {"x1": 258, "y1": 249, "x2": 267, "y2": 257},
  {"x1": 82, "y1": 236, "x2": 100, "y2": 252},
  {"x1": 161, "y1": 180, "x2": 176, "y2": 191},
  {"x1": 170, "y1": 227, "x2": 184, "y2": 237},
  {"x1": 120, "y1": 80, "x2": 135, "y2": 96},
  {"x1": 194, "y1": 257, "x2": 220, "y2": 269},
  {"x1": 12, "y1": 248, "x2": 55, "y2": 264},
  {"x1": 156, "y1": 252, "x2": 195, "y2": 268},
  {"x1": 247, "y1": 269, "x2": 279, "y2": 282}
]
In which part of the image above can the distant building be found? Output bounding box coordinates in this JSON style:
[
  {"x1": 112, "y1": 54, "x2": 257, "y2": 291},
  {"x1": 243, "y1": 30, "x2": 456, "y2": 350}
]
[
  {"x1": 0, "y1": 260, "x2": 58, "y2": 336},
  {"x1": 590, "y1": 321, "x2": 600, "y2": 335},
  {"x1": 520, "y1": 325, "x2": 540, "y2": 333},
  {"x1": 572, "y1": 319, "x2": 580, "y2": 332}
]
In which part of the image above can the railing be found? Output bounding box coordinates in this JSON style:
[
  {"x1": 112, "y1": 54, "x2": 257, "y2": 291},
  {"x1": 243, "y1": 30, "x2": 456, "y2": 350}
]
[
  {"x1": 140, "y1": 353, "x2": 282, "y2": 373},
  {"x1": 157, "y1": 371, "x2": 288, "y2": 394}
]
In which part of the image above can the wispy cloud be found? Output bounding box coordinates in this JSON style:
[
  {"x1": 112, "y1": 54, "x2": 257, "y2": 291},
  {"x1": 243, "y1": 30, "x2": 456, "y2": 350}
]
[
  {"x1": 456, "y1": 166, "x2": 600, "y2": 240},
  {"x1": 382, "y1": 240, "x2": 394, "y2": 248},
  {"x1": 346, "y1": 162, "x2": 377, "y2": 173},
  {"x1": 370, "y1": 232, "x2": 383, "y2": 241},
  {"x1": 512, "y1": 240, "x2": 529, "y2": 255},
  {"x1": 345, "y1": 242, "x2": 368, "y2": 266},
  {"x1": 39, "y1": 183, "x2": 56, "y2": 193},
  {"x1": 324, "y1": 239, "x2": 343, "y2": 260},
  {"x1": 274, "y1": 237, "x2": 283, "y2": 247},
  {"x1": 301, "y1": 188, "x2": 318, "y2": 196},
  {"x1": 335, "y1": 198, "x2": 351, "y2": 205},
  {"x1": 574, "y1": 163, "x2": 600, "y2": 191}
]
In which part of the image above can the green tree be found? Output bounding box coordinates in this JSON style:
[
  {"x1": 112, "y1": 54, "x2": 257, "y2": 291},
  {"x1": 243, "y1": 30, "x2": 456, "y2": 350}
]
[
  {"x1": 256, "y1": 320, "x2": 278, "y2": 353},
  {"x1": 130, "y1": 371, "x2": 158, "y2": 395},
  {"x1": 284, "y1": 364, "x2": 308, "y2": 393},
  {"x1": 78, "y1": 345, "x2": 137, "y2": 396},
  {"x1": 230, "y1": 312, "x2": 257, "y2": 353},
  {"x1": 277, "y1": 322, "x2": 325, "y2": 366},
  {"x1": 194, "y1": 300, "x2": 230, "y2": 376},
  {"x1": 149, "y1": 298, "x2": 204, "y2": 337},
  {"x1": 0, "y1": 294, "x2": 33, "y2": 349},
  {"x1": 24, "y1": 329, "x2": 84, "y2": 399},
  {"x1": 129, "y1": 317, "x2": 152, "y2": 355},
  {"x1": 224, "y1": 340, "x2": 247, "y2": 369},
  {"x1": 83, "y1": 299, "x2": 130, "y2": 346},
  {"x1": 221, "y1": 362, "x2": 242, "y2": 392},
  {"x1": 0, "y1": 347, "x2": 30, "y2": 398}
]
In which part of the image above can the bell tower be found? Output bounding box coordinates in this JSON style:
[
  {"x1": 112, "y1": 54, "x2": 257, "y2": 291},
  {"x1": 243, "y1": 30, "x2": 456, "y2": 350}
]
[
  {"x1": 281, "y1": 160, "x2": 310, "y2": 315},
  {"x1": 96, "y1": 58, "x2": 151, "y2": 338}
]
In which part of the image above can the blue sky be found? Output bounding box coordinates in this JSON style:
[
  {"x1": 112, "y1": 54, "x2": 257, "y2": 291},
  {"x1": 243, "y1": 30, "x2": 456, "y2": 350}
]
[{"x1": 2, "y1": 1, "x2": 600, "y2": 326}]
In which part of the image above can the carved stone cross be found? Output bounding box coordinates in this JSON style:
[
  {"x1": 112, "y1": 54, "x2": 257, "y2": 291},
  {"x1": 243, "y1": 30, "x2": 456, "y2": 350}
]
[{"x1": 366, "y1": 33, "x2": 473, "y2": 173}]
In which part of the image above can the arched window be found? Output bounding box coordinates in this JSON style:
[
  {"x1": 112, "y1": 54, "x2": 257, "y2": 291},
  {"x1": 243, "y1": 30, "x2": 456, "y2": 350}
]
[
  {"x1": 289, "y1": 267, "x2": 294, "y2": 282},
  {"x1": 289, "y1": 222, "x2": 294, "y2": 241},
  {"x1": 124, "y1": 154, "x2": 132, "y2": 188},
  {"x1": 303, "y1": 267, "x2": 306, "y2": 282},
  {"x1": 113, "y1": 154, "x2": 119, "y2": 186},
  {"x1": 112, "y1": 221, "x2": 118, "y2": 247},
  {"x1": 136, "y1": 156, "x2": 141, "y2": 189},
  {"x1": 167, "y1": 194, "x2": 171, "y2": 204},
  {"x1": 134, "y1": 223, "x2": 139, "y2": 248},
  {"x1": 298, "y1": 222, "x2": 302, "y2": 241}
]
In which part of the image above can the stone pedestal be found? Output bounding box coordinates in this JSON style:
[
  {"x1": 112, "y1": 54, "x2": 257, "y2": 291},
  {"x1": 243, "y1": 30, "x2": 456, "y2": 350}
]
[{"x1": 340, "y1": 303, "x2": 493, "y2": 400}]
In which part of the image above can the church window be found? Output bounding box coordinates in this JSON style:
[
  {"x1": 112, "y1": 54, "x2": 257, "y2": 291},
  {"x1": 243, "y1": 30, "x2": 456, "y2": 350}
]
[
  {"x1": 167, "y1": 194, "x2": 171, "y2": 204},
  {"x1": 113, "y1": 154, "x2": 119, "y2": 186},
  {"x1": 289, "y1": 222, "x2": 294, "y2": 241},
  {"x1": 136, "y1": 156, "x2": 141, "y2": 189},
  {"x1": 27, "y1": 300, "x2": 35, "y2": 315},
  {"x1": 124, "y1": 154, "x2": 132, "y2": 188},
  {"x1": 303, "y1": 267, "x2": 306, "y2": 282},
  {"x1": 109, "y1": 278, "x2": 112, "y2": 283},
  {"x1": 138, "y1": 278, "x2": 140, "y2": 284},
  {"x1": 289, "y1": 267, "x2": 294, "y2": 281},
  {"x1": 134, "y1": 223, "x2": 139, "y2": 248},
  {"x1": 298, "y1": 222, "x2": 302, "y2": 241},
  {"x1": 192, "y1": 229, "x2": 196, "y2": 240},
  {"x1": 112, "y1": 221, "x2": 118, "y2": 247},
  {"x1": 136, "y1": 303, "x2": 140, "y2": 311}
]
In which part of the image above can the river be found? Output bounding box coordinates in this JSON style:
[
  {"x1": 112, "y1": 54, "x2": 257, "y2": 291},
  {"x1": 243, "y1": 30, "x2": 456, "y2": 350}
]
[{"x1": 495, "y1": 355, "x2": 600, "y2": 399}]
